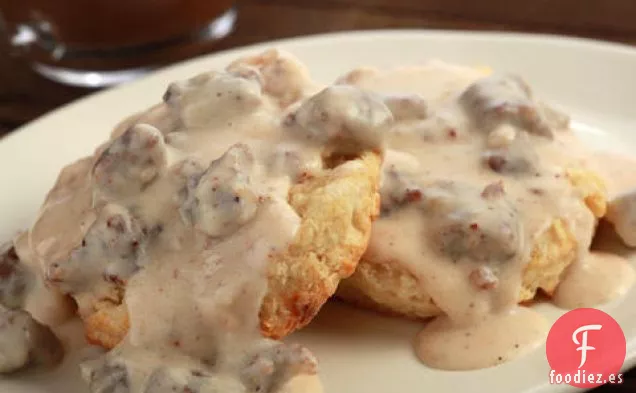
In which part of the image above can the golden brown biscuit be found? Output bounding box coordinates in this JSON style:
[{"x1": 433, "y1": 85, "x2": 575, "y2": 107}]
[
  {"x1": 85, "y1": 151, "x2": 382, "y2": 348},
  {"x1": 84, "y1": 302, "x2": 130, "y2": 349},
  {"x1": 336, "y1": 169, "x2": 606, "y2": 321}
]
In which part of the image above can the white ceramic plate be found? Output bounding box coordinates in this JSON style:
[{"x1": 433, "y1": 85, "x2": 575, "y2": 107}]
[{"x1": 1, "y1": 30, "x2": 635, "y2": 393}]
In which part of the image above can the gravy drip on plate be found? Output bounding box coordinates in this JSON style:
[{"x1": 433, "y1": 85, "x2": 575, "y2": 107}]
[
  {"x1": 0, "y1": 243, "x2": 65, "y2": 373},
  {"x1": 340, "y1": 61, "x2": 634, "y2": 370},
  {"x1": 6, "y1": 50, "x2": 392, "y2": 391},
  {"x1": 2, "y1": 52, "x2": 636, "y2": 383}
]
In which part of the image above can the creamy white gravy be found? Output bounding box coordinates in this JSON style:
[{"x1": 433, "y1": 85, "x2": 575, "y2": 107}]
[
  {"x1": 415, "y1": 306, "x2": 549, "y2": 371},
  {"x1": 2, "y1": 52, "x2": 636, "y2": 384},
  {"x1": 590, "y1": 152, "x2": 636, "y2": 197},
  {"x1": 3, "y1": 49, "x2": 395, "y2": 391},
  {"x1": 340, "y1": 61, "x2": 635, "y2": 370},
  {"x1": 553, "y1": 252, "x2": 635, "y2": 309}
]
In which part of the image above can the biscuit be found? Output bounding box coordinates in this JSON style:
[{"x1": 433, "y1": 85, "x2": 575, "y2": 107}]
[
  {"x1": 336, "y1": 170, "x2": 606, "y2": 320},
  {"x1": 84, "y1": 151, "x2": 382, "y2": 348}
]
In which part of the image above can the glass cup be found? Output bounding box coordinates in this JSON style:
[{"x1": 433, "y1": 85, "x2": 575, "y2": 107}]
[{"x1": 0, "y1": 0, "x2": 237, "y2": 88}]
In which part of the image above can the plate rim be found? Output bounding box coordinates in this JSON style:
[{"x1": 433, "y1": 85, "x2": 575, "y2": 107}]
[{"x1": 1, "y1": 28, "x2": 636, "y2": 393}]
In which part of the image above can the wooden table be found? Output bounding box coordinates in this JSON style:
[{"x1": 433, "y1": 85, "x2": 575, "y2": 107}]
[{"x1": 0, "y1": 0, "x2": 635, "y2": 390}]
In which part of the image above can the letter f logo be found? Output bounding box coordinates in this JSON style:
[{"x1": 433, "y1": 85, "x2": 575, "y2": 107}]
[{"x1": 572, "y1": 324, "x2": 603, "y2": 368}]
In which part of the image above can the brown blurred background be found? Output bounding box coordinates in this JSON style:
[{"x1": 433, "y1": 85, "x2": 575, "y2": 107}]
[{"x1": 1, "y1": 0, "x2": 635, "y2": 136}]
